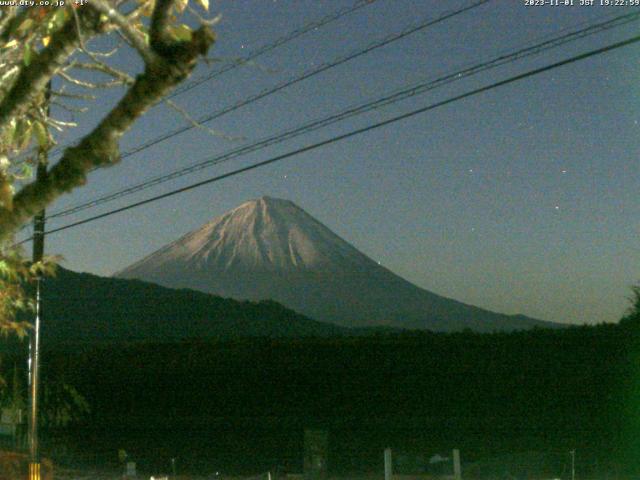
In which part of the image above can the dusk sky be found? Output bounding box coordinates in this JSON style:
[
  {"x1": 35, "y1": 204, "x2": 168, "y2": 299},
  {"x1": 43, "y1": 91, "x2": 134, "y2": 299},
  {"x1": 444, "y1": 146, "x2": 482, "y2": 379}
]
[{"x1": 24, "y1": 0, "x2": 640, "y2": 326}]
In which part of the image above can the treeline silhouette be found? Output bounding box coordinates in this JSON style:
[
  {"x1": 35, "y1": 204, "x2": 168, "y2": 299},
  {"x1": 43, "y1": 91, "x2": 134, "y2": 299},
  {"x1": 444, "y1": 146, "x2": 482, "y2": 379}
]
[{"x1": 3, "y1": 318, "x2": 639, "y2": 475}]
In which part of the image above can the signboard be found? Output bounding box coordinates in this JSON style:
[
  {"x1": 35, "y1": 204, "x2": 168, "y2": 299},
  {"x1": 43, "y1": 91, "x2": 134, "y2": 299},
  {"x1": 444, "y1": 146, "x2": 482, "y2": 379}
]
[
  {"x1": 126, "y1": 461, "x2": 137, "y2": 476},
  {"x1": 0, "y1": 408, "x2": 21, "y2": 425}
]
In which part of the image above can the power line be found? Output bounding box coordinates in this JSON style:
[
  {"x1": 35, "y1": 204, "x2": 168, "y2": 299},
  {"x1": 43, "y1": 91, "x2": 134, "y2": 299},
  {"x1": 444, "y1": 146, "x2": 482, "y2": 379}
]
[
  {"x1": 45, "y1": 0, "x2": 491, "y2": 166},
  {"x1": 22, "y1": 32, "x2": 640, "y2": 243},
  {"x1": 19, "y1": 0, "x2": 378, "y2": 164},
  {"x1": 45, "y1": 9, "x2": 640, "y2": 221},
  {"x1": 169, "y1": 0, "x2": 379, "y2": 98},
  {"x1": 123, "y1": 0, "x2": 492, "y2": 156}
]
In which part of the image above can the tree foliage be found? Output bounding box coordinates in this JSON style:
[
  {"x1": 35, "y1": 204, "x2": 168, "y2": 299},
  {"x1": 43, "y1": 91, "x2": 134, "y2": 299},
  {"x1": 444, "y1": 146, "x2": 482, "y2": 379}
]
[
  {"x1": 621, "y1": 283, "x2": 640, "y2": 326},
  {"x1": 0, "y1": 0, "x2": 216, "y2": 334}
]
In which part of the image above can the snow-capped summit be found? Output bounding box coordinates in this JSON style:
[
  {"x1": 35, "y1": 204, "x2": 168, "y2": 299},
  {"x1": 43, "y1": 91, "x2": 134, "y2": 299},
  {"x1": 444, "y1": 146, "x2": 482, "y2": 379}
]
[
  {"x1": 124, "y1": 196, "x2": 372, "y2": 273},
  {"x1": 116, "y1": 197, "x2": 557, "y2": 332}
]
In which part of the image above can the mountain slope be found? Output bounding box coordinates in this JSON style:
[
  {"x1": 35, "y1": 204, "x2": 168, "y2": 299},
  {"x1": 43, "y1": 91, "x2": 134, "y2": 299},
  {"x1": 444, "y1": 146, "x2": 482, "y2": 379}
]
[
  {"x1": 35, "y1": 267, "x2": 345, "y2": 347},
  {"x1": 116, "y1": 196, "x2": 558, "y2": 332}
]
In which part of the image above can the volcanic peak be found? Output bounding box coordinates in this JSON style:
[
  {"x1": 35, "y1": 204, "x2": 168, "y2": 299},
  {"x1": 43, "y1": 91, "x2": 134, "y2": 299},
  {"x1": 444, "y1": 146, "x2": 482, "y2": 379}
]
[{"x1": 120, "y1": 196, "x2": 367, "y2": 274}]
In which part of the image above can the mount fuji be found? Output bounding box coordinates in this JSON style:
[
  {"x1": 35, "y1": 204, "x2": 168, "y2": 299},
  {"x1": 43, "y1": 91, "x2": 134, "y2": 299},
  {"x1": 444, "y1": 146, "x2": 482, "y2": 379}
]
[{"x1": 115, "y1": 196, "x2": 557, "y2": 332}]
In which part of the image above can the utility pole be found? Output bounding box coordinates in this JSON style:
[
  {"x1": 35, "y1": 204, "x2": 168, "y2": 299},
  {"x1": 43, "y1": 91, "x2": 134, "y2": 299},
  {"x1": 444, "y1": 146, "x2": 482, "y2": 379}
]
[{"x1": 28, "y1": 81, "x2": 51, "y2": 480}]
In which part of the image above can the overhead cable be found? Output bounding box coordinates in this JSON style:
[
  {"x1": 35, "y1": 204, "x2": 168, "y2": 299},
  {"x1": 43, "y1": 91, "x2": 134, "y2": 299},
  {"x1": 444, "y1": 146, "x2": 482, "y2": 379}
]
[
  {"x1": 18, "y1": 32, "x2": 639, "y2": 243},
  {"x1": 45, "y1": 9, "x2": 640, "y2": 221}
]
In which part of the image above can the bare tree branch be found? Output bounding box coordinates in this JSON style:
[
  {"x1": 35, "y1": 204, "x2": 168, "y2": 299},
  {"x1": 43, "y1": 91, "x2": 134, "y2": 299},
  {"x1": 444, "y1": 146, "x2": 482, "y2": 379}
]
[
  {"x1": 0, "y1": 7, "x2": 18, "y2": 40},
  {"x1": 52, "y1": 90, "x2": 96, "y2": 101},
  {"x1": 0, "y1": 9, "x2": 101, "y2": 132},
  {"x1": 80, "y1": 44, "x2": 120, "y2": 58},
  {"x1": 59, "y1": 70, "x2": 125, "y2": 89},
  {"x1": 90, "y1": 0, "x2": 157, "y2": 64},
  {"x1": 186, "y1": 6, "x2": 222, "y2": 27},
  {"x1": 51, "y1": 100, "x2": 88, "y2": 114},
  {"x1": 48, "y1": 118, "x2": 78, "y2": 129},
  {"x1": 0, "y1": 6, "x2": 215, "y2": 240},
  {"x1": 70, "y1": 61, "x2": 134, "y2": 85},
  {"x1": 0, "y1": 7, "x2": 25, "y2": 43},
  {"x1": 166, "y1": 99, "x2": 241, "y2": 141},
  {"x1": 150, "y1": 0, "x2": 174, "y2": 51}
]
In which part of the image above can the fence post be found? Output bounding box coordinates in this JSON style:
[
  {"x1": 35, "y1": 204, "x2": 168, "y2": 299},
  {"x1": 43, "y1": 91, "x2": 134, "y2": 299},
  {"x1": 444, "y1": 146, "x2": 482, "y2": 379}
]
[
  {"x1": 453, "y1": 449, "x2": 461, "y2": 480},
  {"x1": 384, "y1": 448, "x2": 393, "y2": 480}
]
